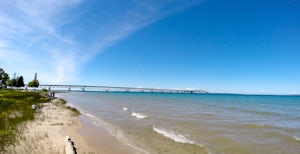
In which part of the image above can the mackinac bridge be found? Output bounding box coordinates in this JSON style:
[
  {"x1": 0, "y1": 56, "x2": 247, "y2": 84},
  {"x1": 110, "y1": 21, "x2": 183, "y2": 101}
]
[{"x1": 37, "y1": 84, "x2": 208, "y2": 94}]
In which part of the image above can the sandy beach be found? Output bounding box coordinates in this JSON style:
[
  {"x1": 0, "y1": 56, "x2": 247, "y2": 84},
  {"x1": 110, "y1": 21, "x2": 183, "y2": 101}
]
[{"x1": 7, "y1": 98, "x2": 136, "y2": 154}]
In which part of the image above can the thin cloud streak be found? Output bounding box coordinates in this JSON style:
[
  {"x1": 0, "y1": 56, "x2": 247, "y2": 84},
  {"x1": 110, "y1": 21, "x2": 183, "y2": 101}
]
[
  {"x1": 79, "y1": 0, "x2": 202, "y2": 62},
  {"x1": 0, "y1": 0, "x2": 83, "y2": 83},
  {"x1": 0, "y1": 0, "x2": 202, "y2": 84}
]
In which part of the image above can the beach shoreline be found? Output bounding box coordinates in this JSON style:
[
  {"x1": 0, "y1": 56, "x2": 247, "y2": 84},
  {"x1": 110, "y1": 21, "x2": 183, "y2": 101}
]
[
  {"x1": 77, "y1": 115, "x2": 138, "y2": 154},
  {"x1": 7, "y1": 98, "x2": 136, "y2": 154},
  {"x1": 9, "y1": 92, "x2": 298, "y2": 154}
]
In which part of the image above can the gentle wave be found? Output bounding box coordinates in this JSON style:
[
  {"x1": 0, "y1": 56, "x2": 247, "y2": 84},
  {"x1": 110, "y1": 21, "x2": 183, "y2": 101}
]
[
  {"x1": 243, "y1": 123, "x2": 266, "y2": 128},
  {"x1": 84, "y1": 112, "x2": 150, "y2": 154},
  {"x1": 86, "y1": 113, "x2": 96, "y2": 118},
  {"x1": 153, "y1": 126, "x2": 198, "y2": 145},
  {"x1": 123, "y1": 107, "x2": 128, "y2": 111},
  {"x1": 293, "y1": 136, "x2": 300, "y2": 141},
  {"x1": 245, "y1": 110, "x2": 281, "y2": 116},
  {"x1": 131, "y1": 112, "x2": 148, "y2": 119},
  {"x1": 234, "y1": 123, "x2": 295, "y2": 131}
]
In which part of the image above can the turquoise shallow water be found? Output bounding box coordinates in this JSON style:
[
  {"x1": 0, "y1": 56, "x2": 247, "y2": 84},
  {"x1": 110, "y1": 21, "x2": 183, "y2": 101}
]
[{"x1": 59, "y1": 92, "x2": 300, "y2": 154}]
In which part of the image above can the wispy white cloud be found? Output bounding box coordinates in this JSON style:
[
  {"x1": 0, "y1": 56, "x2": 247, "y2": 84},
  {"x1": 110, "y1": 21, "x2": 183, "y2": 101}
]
[
  {"x1": 0, "y1": 0, "x2": 202, "y2": 84},
  {"x1": 0, "y1": 0, "x2": 83, "y2": 83}
]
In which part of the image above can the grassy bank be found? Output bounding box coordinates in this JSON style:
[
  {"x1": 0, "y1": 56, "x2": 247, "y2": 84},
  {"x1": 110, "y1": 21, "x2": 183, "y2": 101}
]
[
  {"x1": 53, "y1": 98, "x2": 81, "y2": 116},
  {"x1": 0, "y1": 90, "x2": 51, "y2": 152}
]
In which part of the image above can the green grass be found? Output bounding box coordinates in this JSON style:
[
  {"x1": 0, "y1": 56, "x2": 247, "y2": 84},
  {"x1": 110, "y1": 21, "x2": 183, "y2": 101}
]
[
  {"x1": 65, "y1": 106, "x2": 81, "y2": 116},
  {"x1": 0, "y1": 90, "x2": 51, "y2": 152},
  {"x1": 54, "y1": 98, "x2": 80, "y2": 116}
]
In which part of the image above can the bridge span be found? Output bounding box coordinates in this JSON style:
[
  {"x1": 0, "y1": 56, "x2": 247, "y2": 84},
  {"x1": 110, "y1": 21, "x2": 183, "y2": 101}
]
[{"x1": 38, "y1": 84, "x2": 208, "y2": 94}]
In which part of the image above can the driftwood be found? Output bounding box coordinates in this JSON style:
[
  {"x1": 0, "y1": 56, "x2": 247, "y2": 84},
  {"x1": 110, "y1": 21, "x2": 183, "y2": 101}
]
[
  {"x1": 65, "y1": 136, "x2": 77, "y2": 154},
  {"x1": 50, "y1": 123, "x2": 64, "y2": 126}
]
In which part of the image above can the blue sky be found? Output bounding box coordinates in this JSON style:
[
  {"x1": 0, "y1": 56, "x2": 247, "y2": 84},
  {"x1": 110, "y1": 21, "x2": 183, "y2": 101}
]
[{"x1": 0, "y1": 0, "x2": 299, "y2": 94}]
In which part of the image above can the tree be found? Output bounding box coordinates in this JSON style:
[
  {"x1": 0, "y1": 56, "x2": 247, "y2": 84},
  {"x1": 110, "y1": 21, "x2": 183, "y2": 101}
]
[
  {"x1": 8, "y1": 79, "x2": 17, "y2": 87},
  {"x1": 2, "y1": 73, "x2": 9, "y2": 86},
  {"x1": 28, "y1": 73, "x2": 39, "y2": 88},
  {"x1": 8, "y1": 72, "x2": 17, "y2": 87},
  {"x1": 0, "y1": 68, "x2": 4, "y2": 81},
  {"x1": 0, "y1": 68, "x2": 10, "y2": 88},
  {"x1": 16, "y1": 76, "x2": 25, "y2": 87},
  {"x1": 28, "y1": 80, "x2": 39, "y2": 87}
]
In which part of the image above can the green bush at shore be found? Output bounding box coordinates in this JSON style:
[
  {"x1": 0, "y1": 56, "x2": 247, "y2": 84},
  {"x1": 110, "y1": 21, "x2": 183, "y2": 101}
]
[
  {"x1": 53, "y1": 98, "x2": 81, "y2": 116},
  {"x1": 0, "y1": 90, "x2": 51, "y2": 152}
]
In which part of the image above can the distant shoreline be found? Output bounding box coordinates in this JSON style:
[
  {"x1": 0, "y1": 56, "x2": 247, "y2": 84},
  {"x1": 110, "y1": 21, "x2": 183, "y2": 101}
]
[
  {"x1": 49, "y1": 89, "x2": 300, "y2": 97},
  {"x1": 23, "y1": 85, "x2": 300, "y2": 96}
]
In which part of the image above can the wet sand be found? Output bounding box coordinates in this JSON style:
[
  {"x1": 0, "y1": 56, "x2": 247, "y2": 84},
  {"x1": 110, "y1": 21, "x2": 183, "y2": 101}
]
[
  {"x1": 77, "y1": 115, "x2": 137, "y2": 154},
  {"x1": 7, "y1": 99, "x2": 136, "y2": 154}
]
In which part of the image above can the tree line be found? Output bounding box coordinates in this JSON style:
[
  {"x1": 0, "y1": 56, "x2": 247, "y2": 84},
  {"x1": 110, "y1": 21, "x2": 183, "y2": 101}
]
[{"x1": 0, "y1": 68, "x2": 39, "y2": 89}]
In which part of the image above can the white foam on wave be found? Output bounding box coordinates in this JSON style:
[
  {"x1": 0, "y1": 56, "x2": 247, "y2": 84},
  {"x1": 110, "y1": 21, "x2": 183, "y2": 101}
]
[
  {"x1": 153, "y1": 126, "x2": 197, "y2": 145},
  {"x1": 67, "y1": 102, "x2": 77, "y2": 108},
  {"x1": 123, "y1": 107, "x2": 128, "y2": 111},
  {"x1": 131, "y1": 112, "x2": 148, "y2": 119},
  {"x1": 256, "y1": 124, "x2": 265, "y2": 127},
  {"x1": 86, "y1": 113, "x2": 96, "y2": 118},
  {"x1": 293, "y1": 136, "x2": 300, "y2": 141}
]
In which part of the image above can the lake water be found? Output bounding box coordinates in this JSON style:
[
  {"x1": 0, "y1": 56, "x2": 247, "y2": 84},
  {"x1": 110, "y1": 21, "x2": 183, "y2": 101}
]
[{"x1": 58, "y1": 92, "x2": 300, "y2": 154}]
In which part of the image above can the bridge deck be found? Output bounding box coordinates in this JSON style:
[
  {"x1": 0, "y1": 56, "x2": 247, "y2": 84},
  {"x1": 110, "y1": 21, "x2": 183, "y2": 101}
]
[{"x1": 38, "y1": 84, "x2": 207, "y2": 94}]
